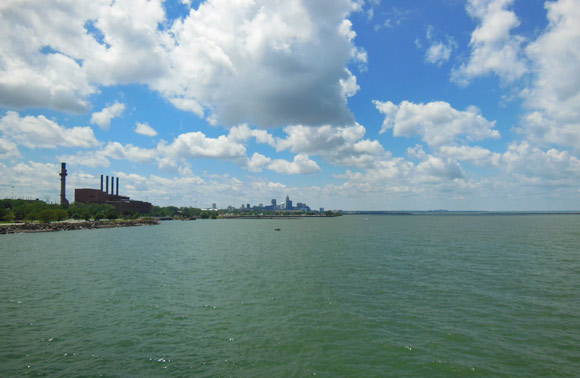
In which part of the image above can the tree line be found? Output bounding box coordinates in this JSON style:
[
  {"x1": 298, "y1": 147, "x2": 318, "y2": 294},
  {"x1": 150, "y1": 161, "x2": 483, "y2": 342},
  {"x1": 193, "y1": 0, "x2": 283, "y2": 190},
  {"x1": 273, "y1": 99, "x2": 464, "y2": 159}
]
[
  {"x1": 1, "y1": 199, "x2": 337, "y2": 223},
  {"x1": 0, "y1": 199, "x2": 123, "y2": 222}
]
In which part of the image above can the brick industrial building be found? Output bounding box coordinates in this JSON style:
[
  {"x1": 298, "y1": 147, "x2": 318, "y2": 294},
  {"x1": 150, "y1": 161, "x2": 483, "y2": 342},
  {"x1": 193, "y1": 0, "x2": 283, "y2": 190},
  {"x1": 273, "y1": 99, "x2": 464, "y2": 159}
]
[{"x1": 74, "y1": 173, "x2": 152, "y2": 214}]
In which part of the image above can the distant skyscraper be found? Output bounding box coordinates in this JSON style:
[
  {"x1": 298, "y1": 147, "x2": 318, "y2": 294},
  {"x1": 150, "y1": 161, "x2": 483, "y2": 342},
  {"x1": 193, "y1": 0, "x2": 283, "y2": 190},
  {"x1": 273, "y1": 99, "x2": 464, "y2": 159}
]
[
  {"x1": 285, "y1": 195, "x2": 293, "y2": 210},
  {"x1": 212, "y1": 203, "x2": 216, "y2": 209},
  {"x1": 271, "y1": 199, "x2": 277, "y2": 207}
]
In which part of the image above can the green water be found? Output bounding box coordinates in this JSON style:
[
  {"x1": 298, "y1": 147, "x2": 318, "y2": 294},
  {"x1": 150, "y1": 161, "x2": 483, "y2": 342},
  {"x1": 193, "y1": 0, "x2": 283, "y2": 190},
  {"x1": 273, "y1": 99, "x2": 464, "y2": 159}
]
[{"x1": 1, "y1": 215, "x2": 579, "y2": 376}]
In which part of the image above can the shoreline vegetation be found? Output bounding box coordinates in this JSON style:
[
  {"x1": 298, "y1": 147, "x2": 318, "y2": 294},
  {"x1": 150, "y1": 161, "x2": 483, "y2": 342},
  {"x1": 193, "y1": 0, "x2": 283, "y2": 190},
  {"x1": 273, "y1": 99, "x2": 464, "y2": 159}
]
[{"x1": 0, "y1": 198, "x2": 342, "y2": 234}]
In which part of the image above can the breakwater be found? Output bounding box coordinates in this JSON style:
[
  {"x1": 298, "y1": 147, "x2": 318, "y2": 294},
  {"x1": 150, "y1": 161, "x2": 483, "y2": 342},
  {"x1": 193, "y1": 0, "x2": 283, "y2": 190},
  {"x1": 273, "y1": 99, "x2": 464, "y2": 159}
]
[{"x1": 0, "y1": 219, "x2": 159, "y2": 234}]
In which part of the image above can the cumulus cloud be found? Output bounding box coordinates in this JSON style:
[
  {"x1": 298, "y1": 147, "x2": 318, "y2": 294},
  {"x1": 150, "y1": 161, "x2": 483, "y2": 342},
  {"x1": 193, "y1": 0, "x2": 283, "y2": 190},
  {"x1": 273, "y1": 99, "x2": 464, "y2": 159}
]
[
  {"x1": 135, "y1": 122, "x2": 158, "y2": 137},
  {"x1": 415, "y1": 156, "x2": 465, "y2": 182},
  {"x1": 439, "y1": 145, "x2": 501, "y2": 167},
  {"x1": 518, "y1": 0, "x2": 580, "y2": 149},
  {"x1": 155, "y1": 0, "x2": 363, "y2": 127},
  {"x1": 58, "y1": 150, "x2": 111, "y2": 168},
  {"x1": 268, "y1": 154, "x2": 321, "y2": 175},
  {"x1": 246, "y1": 152, "x2": 272, "y2": 172},
  {"x1": 159, "y1": 131, "x2": 247, "y2": 163},
  {"x1": 0, "y1": 0, "x2": 364, "y2": 128},
  {"x1": 227, "y1": 124, "x2": 276, "y2": 147},
  {"x1": 91, "y1": 102, "x2": 126, "y2": 129},
  {"x1": 0, "y1": 161, "x2": 69, "y2": 200},
  {"x1": 0, "y1": 111, "x2": 99, "y2": 149},
  {"x1": 276, "y1": 123, "x2": 384, "y2": 168},
  {"x1": 500, "y1": 141, "x2": 580, "y2": 187},
  {"x1": 426, "y1": 39, "x2": 456, "y2": 66},
  {"x1": 103, "y1": 142, "x2": 157, "y2": 163},
  {"x1": 168, "y1": 98, "x2": 205, "y2": 118},
  {"x1": 452, "y1": 0, "x2": 527, "y2": 85},
  {"x1": 373, "y1": 100, "x2": 499, "y2": 148},
  {"x1": 422, "y1": 26, "x2": 457, "y2": 66},
  {"x1": 0, "y1": 1, "x2": 101, "y2": 112},
  {"x1": 0, "y1": 138, "x2": 21, "y2": 160}
]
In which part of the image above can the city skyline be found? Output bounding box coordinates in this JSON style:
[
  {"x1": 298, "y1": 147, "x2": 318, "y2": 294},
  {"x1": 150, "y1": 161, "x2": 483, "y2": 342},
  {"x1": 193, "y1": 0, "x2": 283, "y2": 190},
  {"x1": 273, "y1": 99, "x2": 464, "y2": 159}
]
[{"x1": 1, "y1": 1, "x2": 580, "y2": 211}]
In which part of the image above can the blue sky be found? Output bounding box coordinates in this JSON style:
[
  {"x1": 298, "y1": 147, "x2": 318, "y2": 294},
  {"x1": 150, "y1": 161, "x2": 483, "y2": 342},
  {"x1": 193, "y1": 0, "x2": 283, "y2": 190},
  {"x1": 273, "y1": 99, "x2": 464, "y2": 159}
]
[{"x1": 1, "y1": 0, "x2": 580, "y2": 210}]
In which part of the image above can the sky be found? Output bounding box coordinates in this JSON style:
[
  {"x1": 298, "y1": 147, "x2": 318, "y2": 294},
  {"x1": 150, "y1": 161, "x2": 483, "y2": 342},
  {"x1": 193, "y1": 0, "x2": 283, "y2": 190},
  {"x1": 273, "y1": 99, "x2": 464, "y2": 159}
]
[{"x1": 1, "y1": 0, "x2": 580, "y2": 211}]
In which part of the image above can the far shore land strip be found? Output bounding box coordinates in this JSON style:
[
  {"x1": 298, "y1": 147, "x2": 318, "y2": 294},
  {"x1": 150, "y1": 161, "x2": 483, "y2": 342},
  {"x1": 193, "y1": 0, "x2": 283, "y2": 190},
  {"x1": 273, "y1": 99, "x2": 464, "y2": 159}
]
[
  {"x1": 3, "y1": 164, "x2": 579, "y2": 235},
  {"x1": 2, "y1": 210, "x2": 580, "y2": 235}
]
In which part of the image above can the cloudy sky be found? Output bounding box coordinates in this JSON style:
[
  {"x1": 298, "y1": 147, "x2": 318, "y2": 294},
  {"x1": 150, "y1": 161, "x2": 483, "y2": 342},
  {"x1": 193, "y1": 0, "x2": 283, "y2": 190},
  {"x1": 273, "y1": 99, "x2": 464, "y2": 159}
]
[{"x1": 1, "y1": 0, "x2": 579, "y2": 210}]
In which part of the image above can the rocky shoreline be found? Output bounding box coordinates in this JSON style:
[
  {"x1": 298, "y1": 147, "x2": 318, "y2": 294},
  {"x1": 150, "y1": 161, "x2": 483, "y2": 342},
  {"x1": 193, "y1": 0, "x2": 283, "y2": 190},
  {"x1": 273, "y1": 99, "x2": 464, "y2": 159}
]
[{"x1": 0, "y1": 219, "x2": 159, "y2": 234}]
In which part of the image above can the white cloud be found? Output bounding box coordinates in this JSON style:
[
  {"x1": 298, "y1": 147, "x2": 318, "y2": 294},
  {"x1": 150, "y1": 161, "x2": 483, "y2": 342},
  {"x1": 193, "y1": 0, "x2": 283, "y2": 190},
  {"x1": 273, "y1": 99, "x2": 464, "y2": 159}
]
[
  {"x1": 227, "y1": 124, "x2": 276, "y2": 147},
  {"x1": 452, "y1": 0, "x2": 527, "y2": 85},
  {"x1": 426, "y1": 39, "x2": 456, "y2": 66},
  {"x1": 246, "y1": 152, "x2": 272, "y2": 172},
  {"x1": 0, "y1": 0, "x2": 101, "y2": 112},
  {"x1": 151, "y1": 0, "x2": 363, "y2": 127},
  {"x1": 91, "y1": 102, "x2": 126, "y2": 130},
  {"x1": 168, "y1": 98, "x2": 205, "y2": 118},
  {"x1": 0, "y1": 161, "x2": 67, "y2": 201},
  {"x1": 516, "y1": 111, "x2": 580, "y2": 151},
  {"x1": 83, "y1": 0, "x2": 169, "y2": 85},
  {"x1": 422, "y1": 26, "x2": 457, "y2": 67},
  {"x1": 373, "y1": 100, "x2": 499, "y2": 148},
  {"x1": 379, "y1": 7, "x2": 409, "y2": 29},
  {"x1": 268, "y1": 154, "x2": 321, "y2": 175},
  {"x1": 0, "y1": 0, "x2": 364, "y2": 128},
  {"x1": 501, "y1": 141, "x2": 580, "y2": 186},
  {"x1": 0, "y1": 138, "x2": 21, "y2": 160},
  {"x1": 0, "y1": 111, "x2": 99, "y2": 149},
  {"x1": 58, "y1": 151, "x2": 111, "y2": 168},
  {"x1": 103, "y1": 142, "x2": 157, "y2": 163},
  {"x1": 439, "y1": 145, "x2": 501, "y2": 167},
  {"x1": 518, "y1": 0, "x2": 580, "y2": 149},
  {"x1": 159, "y1": 131, "x2": 247, "y2": 162},
  {"x1": 59, "y1": 141, "x2": 157, "y2": 168},
  {"x1": 415, "y1": 155, "x2": 465, "y2": 182},
  {"x1": 135, "y1": 122, "x2": 158, "y2": 137},
  {"x1": 276, "y1": 123, "x2": 384, "y2": 168}
]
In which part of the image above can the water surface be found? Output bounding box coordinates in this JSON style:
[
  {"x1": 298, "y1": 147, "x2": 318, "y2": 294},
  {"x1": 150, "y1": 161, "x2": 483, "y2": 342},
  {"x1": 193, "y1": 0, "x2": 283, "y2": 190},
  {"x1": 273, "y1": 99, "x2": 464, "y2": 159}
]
[{"x1": 1, "y1": 215, "x2": 579, "y2": 376}]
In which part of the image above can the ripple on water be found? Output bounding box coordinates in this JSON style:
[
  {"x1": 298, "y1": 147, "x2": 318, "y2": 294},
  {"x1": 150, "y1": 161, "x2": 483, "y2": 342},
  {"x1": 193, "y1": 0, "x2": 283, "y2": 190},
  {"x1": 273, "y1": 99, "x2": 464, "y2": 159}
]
[{"x1": 1, "y1": 216, "x2": 580, "y2": 376}]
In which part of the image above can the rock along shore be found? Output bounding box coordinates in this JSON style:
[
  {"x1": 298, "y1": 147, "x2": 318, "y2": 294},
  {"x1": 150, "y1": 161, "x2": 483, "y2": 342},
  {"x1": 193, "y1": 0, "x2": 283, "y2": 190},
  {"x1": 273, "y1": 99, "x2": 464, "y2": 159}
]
[{"x1": 0, "y1": 219, "x2": 159, "y2": 234}]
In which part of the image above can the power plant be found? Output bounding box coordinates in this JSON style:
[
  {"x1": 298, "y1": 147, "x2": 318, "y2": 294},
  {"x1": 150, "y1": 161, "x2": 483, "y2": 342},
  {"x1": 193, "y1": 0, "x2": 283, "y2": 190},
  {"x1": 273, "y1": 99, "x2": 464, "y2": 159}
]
[{"x1": 59, "y1": 162, "x2": 152, "y2": 214}]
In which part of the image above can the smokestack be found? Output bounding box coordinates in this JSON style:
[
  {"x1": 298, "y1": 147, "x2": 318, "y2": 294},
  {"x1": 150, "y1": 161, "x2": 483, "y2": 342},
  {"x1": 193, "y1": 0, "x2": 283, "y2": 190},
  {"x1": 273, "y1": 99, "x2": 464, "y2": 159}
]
[
  {"x1": 116, "y1": 177, "x2": 119, "y2": 196},
  {"x1": 59, "y1": 162, "x2": 69, "y2": 207},
  {"x1": 100, "y1": 175, "x2": 104, "y2": 192},
  {"x1": 106, "y1": 175, "x2": 109, "y2": 194},
  {"x1": 111, "y1": 176, "x2": 114, "y2": 196}
]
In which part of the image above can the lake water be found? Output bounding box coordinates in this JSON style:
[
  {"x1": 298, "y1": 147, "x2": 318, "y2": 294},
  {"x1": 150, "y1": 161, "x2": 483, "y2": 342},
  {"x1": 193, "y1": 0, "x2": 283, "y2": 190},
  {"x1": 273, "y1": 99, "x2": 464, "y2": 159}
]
[{"x1": 1, "y1": 215, "x2": 579, "y2": 376}]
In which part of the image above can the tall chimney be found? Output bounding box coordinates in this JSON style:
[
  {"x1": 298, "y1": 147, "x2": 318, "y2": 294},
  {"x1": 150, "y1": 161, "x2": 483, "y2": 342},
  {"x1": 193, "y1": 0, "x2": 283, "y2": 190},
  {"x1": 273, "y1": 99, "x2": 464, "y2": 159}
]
[
  {"x1": 59, "y1": 162, "x2": 69, "y2": 206},
  {"x1": 106, "y1": 175, "x2": 109, "y2": 194},
  {"x1": 100, "y1": 175, "x2": 104, "y2": 192},
  {"x1": 116, "y1": 177, "x2": 119, "y2": 196},
  {"x1": 111, "y1": 176, "x2": 114, "y2": 196}
]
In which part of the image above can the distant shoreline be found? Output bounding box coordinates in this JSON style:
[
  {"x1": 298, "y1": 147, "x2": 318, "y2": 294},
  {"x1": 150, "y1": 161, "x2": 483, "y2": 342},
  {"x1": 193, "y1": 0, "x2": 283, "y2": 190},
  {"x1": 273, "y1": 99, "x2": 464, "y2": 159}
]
[
  {"x1": 0, "y1": 219, "x2": 159, "y2": 234},
  {"x1": 217, "y1": 214, "x2": 341, "y2": 219},
  {"x1": 342, "y1": 211, "x2": 580, "y2": 216}
]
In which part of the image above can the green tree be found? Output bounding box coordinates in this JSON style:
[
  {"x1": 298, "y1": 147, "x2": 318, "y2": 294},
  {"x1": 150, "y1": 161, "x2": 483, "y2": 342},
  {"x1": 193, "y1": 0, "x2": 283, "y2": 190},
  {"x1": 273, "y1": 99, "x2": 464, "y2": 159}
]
[
  {"x1": 105, "y1": 209, "x2": 118, "y2": 220},
  {"x1": 0, "y1": 207, "x2": 14, "y2": 221}
]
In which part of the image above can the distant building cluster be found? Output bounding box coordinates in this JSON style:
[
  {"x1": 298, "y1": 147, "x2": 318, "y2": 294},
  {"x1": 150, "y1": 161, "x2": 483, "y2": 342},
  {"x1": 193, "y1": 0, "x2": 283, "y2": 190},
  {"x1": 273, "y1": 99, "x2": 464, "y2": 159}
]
[{"x1": 223, "y1": 195, "x2": 321, "y2": 213}]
